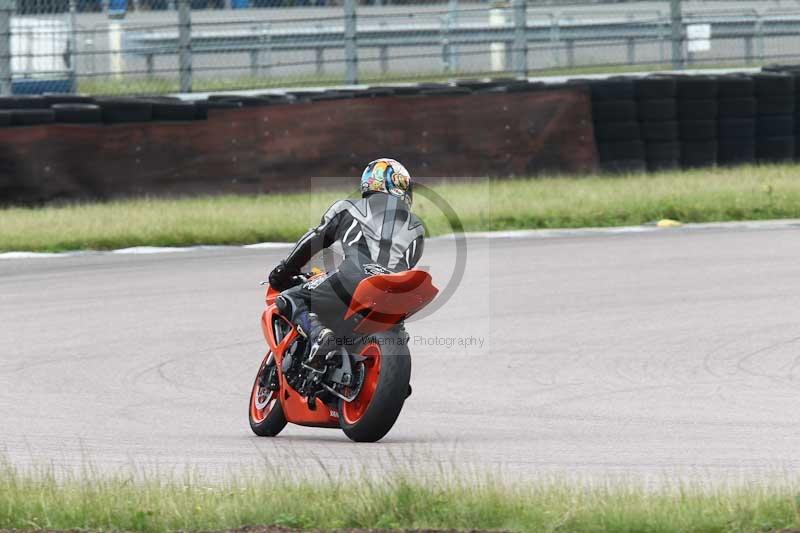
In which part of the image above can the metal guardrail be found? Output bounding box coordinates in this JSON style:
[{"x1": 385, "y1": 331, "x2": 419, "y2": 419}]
[{"x1": 122, "y1": 2, "x2": 800, "y2": 92}]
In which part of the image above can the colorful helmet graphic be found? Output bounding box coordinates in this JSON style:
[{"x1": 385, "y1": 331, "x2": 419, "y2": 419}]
[{"x1": 360, "y1": 158, "x2": 413, "y2": 205}]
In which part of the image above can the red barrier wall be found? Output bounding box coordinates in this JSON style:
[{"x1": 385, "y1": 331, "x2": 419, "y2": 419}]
[{"x1": 0, "y1": 86, "x2": 597, "y2": 204}]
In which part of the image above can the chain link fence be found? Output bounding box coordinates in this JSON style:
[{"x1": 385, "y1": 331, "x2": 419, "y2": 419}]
[{"x1": 1, "y1": 0, "x2": 800, "y2": 96}]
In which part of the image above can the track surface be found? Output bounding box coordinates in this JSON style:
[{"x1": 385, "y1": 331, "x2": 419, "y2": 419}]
[{"x1": 2, "y1": 226, "x2": 800, "y2": 483}]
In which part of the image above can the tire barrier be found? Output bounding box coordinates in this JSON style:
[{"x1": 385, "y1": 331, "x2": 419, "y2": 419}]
[
  {"x1": 753, "y1": 72, "x2": 795, "y2": 163},
  {"x1": 0, "y1": 82, "x2": 597, "y2": 205},
  {"x1": 588, "y1": 76, "x2": 646, "y2": 173},
  {"x1": 588, "y1": 69, "x2": 800, "y2": 171},
  {"x1": 636, "y1": 76, "x2": 678, "y2": 171},
  {"x1": 675, "y1": 75, "x2": 719, "y2": 169},
  {"x1": 9, "y1": 71, "x2": 800, "y2": 205},
  {"x1": 716, "y1": 74, "x2": 756, "y2": 166}
]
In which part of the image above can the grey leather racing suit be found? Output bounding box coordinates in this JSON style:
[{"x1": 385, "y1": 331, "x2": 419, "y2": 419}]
[{"x1": 278, "y1": 191, "x2": 425, "y2": 333}]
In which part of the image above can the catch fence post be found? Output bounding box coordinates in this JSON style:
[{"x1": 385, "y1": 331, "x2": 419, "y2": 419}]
[
  {"x1": 69, "y1": 0, "x2": 77, "y2": 93},
  {"x1": 512, "y1": 0, "x2": 527, "y2": 77},
  {"x1": 344, "y1": 0, "x2": 357, "y2": 85},
  {"x1": 178, "y1": 0, "x2": 192, "y2": 93},
  {"x1": 448, "y1": 0, "x2": 458, "y2": 72},
  {"x1": 669, "y1": 0, "x2": 683, "y2": 70},
  {"x1": 0, "y1": 0, "x2": 14, "y2": 96}
]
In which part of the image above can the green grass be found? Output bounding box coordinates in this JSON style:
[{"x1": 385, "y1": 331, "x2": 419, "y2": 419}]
[
  {"x1": 2, "y1": 164, "x2": 800, "y2": 252},
  {"x1": 76, "y1": 61, "x2": 755, "y2": 95},
  {"x1": 2, "y1": 463, "x2": 800, "y2": 533}
]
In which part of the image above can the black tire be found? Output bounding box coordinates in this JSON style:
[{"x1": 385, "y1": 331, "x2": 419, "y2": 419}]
[
  {"x1": 593, "y1": 121, "x2": 641, "y2": 142},
  {"x1": 757, "y1": 136, "x2": 795, "y2": 162},
  {"x1": 757, "y1": 95, "x2": 794, "y2": 115},
  {"x1": 11, "y1": 109, "x2": 55, "y2": 126},
  {"x1": 257, "y1": 94, "x2": 298, "y2": 105},
  {"x1": 718, "y1": 118, "x2": 756, "y2": 139},
  {"x1": 647, "y1": 158, "x2": 680, "y2": 171},
  {"x1": 753, "y1": 72, "x2": 794, "y2": 95},
  {"x1": 641, "y1": 120, "x2": 678, "y2": 141},
  {"x1": 418, "y1": 87, "x2": 472, "y2": 97},
  {"x1": 599, "y1": 158, "x2": 647, "y2": 173},
  {"x1": 455, "y1": 79, "x2": 495, "y2": 90},
  {"x1": 310, "y1": 91, "x2": 357, "y2": 101},
  {"x1": 52, "y1": 103, "x2": 102, "y2": 123},
  {"x1": 0, "y1": 97, "x2": 20, "y2": 109},
  {"x1": 357, "y1": 87, "x2": 396, "y2": 98},
  {"x1": 675, "y1": 75, "x2": 718, "y2": 99},
  {"x1": 381, "y1": 86, "x2": 421, "y2": 96},
  {"x1": 590, "y1": 77, "x2": 635, "y2": 101},
  {"x1": 12, "y1": 95, "x2": 49, "y2": 109},
  {"x1": 681, "y1": 140, "x2": 718, "y2": 168},
  {"x1": 503, "y1": 81, "x2": 545, "y2": 93},
  {"x1": 635, "y1": 76, "x2": 677, "y2": 99},
  {"x1": 757, "y1": 115, "x2": 794, "y2": 137},
  {"x1": 194, "y1": 99, "x2": 241, "y2": 119},
  {"x1": 679, "y1": 120, "x2": 717, "y2": 141},
  {"x1": 717, "y1": 74, "x2": 754, "y2": 98},
  {"x1": 592, "y1": 99, "x2": 637, "y2": 122},
  {"x1": 43, "y1": 93, "x2": 95, "y2": 105},
  {"x1": 761, "y1": 64, "x2": 800, "y2": 74},
  {"x1": 208, "y1": 95, "x2": 269, "y2": 106},
  {"x1": 249, "y1": 353, "x2": 287, "y2": 437},
  {"x1": 598, "y1": 140, "x2": 645, "y2": 160},
  {"x1": 637, "y1": 98, "x2": 676, "y2": 121},
  {"x1": 151, "y1": 100, "x2": 197, "y2": 121},
  {"x1": 339, "y1": 331, "x2": 411, "y2": 442},
  {"x1": 717, "y1": 98, "x2": 757, "y2": 118},
  {"x1": 97, "y1": 98, "x2": 153, "y2": 123},
  {"x1": 418, "y1": 81, "x2": 452, "y2": 89},
  {"x1": 718, "y1": 140, "x2": 756, "y2": 165},
  {"x1": 678, "y1": 99, "x2": 718, "y2": 119},
  {"x1": 646, "y1": 141, "x2": 680, "y2": 160}
]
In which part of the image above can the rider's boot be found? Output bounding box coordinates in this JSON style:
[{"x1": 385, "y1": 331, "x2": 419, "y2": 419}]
[{"x1": 296, "y1": 312, "x2": 336, "y2": 369}]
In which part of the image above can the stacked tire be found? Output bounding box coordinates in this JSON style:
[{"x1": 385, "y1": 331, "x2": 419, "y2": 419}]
[
  {"x1": 753, "y1": 72, "x2": 795, "y2": 162},
  {"x1": 635, "y1": 76, "x2": 679, "y2": 171},
  {"x1": 717, "y1": 74, "x2": 756, "y2": 165},
  {"x1": 675, "y1": 75, "x2": 719, "y2": 168},
  {"x1": 589, "y1": 77, "x2": 646, "y2": 173}
]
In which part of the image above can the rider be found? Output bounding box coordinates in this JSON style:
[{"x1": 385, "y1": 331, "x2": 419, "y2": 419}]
[{"x1": 268, "y1": 158, "x2": 425, "y2": 367}]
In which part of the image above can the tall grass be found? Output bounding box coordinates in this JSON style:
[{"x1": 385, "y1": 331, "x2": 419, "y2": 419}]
[
  {"x1": 2, "y1": 164, "x2": 800, "y2": 252},
  {"x1": 2, "y1": 461, "x2": 800, "y2": 533}
]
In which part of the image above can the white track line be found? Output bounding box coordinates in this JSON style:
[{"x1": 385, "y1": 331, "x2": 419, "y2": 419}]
[{"x1": 1, "y1": 219, "x2": 798, "y2": 260}]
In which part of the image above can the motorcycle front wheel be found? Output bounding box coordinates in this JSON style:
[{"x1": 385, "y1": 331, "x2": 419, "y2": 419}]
[
  {"x1": 339, "y1": 331, "x2": 411, "y2": 442},
  {"x1": 249, "y1": 351, "x2": 287, "y2": 437}
]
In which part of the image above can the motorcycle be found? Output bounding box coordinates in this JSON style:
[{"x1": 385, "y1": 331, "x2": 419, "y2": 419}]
[{"x1": 248, "y1": 268, "x2": 438, "y2": 442}]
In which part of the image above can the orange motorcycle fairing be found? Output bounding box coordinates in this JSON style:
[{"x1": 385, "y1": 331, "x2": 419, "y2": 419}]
[
  {"x1": 261, "y1": 302, "x2": 340, "y2": 428},
  {"x1": 345, "y1": 269, "x2": 439, "y2": 333}
]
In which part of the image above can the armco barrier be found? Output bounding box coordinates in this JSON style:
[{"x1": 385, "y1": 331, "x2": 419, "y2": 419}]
[{"x1": 0, "y1": 83, "x2": 596, "y2": 205}]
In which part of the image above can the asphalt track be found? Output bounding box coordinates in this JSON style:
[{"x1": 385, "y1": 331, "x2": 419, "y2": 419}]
[{"x1": 2, "y1": 223, "x2": 800, "y2": 483}]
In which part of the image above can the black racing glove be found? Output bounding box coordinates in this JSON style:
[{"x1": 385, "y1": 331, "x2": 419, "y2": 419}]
[{"x1": 268, "y1": 260, "x2": 298, "y2": 291}]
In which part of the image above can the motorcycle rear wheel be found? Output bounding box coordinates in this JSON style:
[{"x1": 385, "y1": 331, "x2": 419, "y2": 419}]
[
  {"x1": 339, "y1": 331, "x2": 411, "y2": 442},
  {"x1": 249, "y1": 352, "x2": 287, "y2": 437}
]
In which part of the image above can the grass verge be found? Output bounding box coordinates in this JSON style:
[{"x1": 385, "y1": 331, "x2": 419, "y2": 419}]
[
  {"x1": 2, "y1": 465, "x2": 800, "y2": 533},
  {"x1": 77, "y1": 61, "x2": 753, "y2": 95},
  {"x1": 2, "y1": 164, "x2": 800, "y2": 252}
]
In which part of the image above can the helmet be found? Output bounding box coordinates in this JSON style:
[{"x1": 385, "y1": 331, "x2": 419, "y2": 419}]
[{"x1": 360, "y1": 158, "x2": 413, "y2": 205}]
